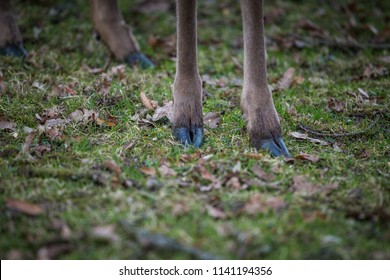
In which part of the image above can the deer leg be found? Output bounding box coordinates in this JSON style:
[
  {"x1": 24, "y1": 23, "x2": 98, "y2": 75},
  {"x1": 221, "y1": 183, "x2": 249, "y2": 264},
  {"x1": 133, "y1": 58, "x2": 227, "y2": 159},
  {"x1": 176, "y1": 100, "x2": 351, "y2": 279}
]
[
  {"x1": 89, "y1": 0, "x2": 153, "y2": 68},
  {"x1": 172, "y1": 0, "x2": 203, "y2": 147},
  {"x1": 240, "y1": 0, "x2": 290, "y2": 157},
  {"x1": 0, "y1": 0, "x2": 27, "y2": 57}
]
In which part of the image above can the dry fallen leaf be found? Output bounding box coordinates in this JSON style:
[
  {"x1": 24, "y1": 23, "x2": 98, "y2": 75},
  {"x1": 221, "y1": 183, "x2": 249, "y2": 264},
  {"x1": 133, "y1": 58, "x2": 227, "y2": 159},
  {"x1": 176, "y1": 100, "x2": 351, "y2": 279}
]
[
  {"x1": 288, "y1": 131, "x2": 330, "y2": 146},
  {"x1": 292, "y1": 175, "x2": 319, "y2": 196},
  {"x1": 287, "y1": 105, "x2": 297, "y2": 117},
  {"x1": 94, "y1": 76, "x2": 111, "y2": 95},
  {"x1": 363, "y1": 64, "x2": 388, "y2": 79},
  {"x1": 108, "y1": 64, "x2": 126, "y2": 79},
  {"x1": 251, "y1": 165, "x2": 275, "y2": 181},
  {"x1": 91, "y1": 224, "x2": 120, "y2": 243},
  {"x1": 0, "y1": 120, "x2": 16, "y2": 131},
  {"x1": 38, "y1": 106, "x2": 65, "y2": 122},
  {"x1": 105, "y1": 114, "x2": 118, "y2": 126},
  {"x1": 6, "y1": 199, "x2": 43, "y2": 216},
  {"x1": 62, "y1": 84, "x2": 76, "y2": 96},
  {"x1": 17, "y1": 131, "x2": 37, "y2": 160},
  {"x1": 206, "y1": 205, "x2": 227, "y2": 219},
  {"x1": 42, "y1": 118, "x2": 68, "y2": 128},
  {"x1": 68, "y1": 110, "x2": 83, "y2": 122},
  {"x1": 204, "y1": 112, "x2": 221, "y2": 129},
  {"x1": 295, "y1": 152, "x2": 320, "y2": 163},
  {"x1": 278, "y1": 67, "x2": 295, "y2": 90},
  {"x1": 95, "y1": 117, "x2": 105, "y2": 126},
  {"x1": 67, "y1": 108, "x2": 98, "y2": 124},
  {"x1": 140, "y1": 166, "x2": 157, "y2": 176},
  {"x1": 44, "y1": 126, "x2": 63, "y2": 141},
  {"x1": 32, "y1": 81, "x2": 45, "y2": 91},
  {"x1": 198, "y1": 164, "x2": 217, "y2": 183},
  {"x1": 293, "y1": 76, "x2": 305, "y2": 85},
  {"x1": 358, "y1": 87, "x2": 369, "y2": 99},
  {"x1": 96, "y1": 114, "x2": 117, "y2": 127},
  {"x1": 152, "y1": 101, "x2": 174, "y2": 122},
  {"x1": 51, "y1": 219, "x2": 72, "y2": 239},
  {"x1": 327, "y1": 98, "x2": 345, "y2": 112},
  {"x1": 104, "y1": 159, "x2": 122, "y2": 175},
  {"x1": 122, "y1": 140, "x2": 135, "y2": 151},
  {"x1": 225, "y1": 176, "x2": 242, "y2": 190},
  {"x1": 82, "y1": 64, "x2": 105, "y2": 74},
  {"x1": 140, "y1": 91, "x2": 157, "y2": 110},
  {"x1": 158, "y1": 165, "x2": 177, "y2": 177},
  {"x1": 33, "y1": 144, "x2": 51, "y2": 158}
]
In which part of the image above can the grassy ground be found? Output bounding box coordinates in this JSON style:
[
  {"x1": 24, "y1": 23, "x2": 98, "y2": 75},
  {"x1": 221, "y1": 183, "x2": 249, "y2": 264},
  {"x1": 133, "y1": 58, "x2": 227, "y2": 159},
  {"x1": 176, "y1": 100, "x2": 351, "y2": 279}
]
[{"x1": 0, "y1": 0, "x2": 389, "y2": 259}]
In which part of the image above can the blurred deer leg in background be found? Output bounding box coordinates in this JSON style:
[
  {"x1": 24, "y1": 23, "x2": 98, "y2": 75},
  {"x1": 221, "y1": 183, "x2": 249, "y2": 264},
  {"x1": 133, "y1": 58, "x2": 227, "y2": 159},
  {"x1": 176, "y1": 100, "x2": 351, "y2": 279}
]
[
  {"x1": 90, "y1": 0, "x2": 154, "y2": 68},
  {"x1": 0, "y1": 0, "x2": 27, "y2": 57}
]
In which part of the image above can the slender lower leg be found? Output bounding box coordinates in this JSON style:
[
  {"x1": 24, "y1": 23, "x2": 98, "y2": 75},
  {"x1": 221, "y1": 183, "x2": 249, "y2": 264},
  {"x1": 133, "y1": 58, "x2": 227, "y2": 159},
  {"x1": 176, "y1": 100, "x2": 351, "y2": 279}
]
[
  {"x1": 175, "y1": 0, "x2": 199, "y2": 78},
  {"x1": 0, "y1": 0, "x2": 26, "y2": 57},
  {"x1": 173, "y1": 0, "x2": 203, "y2": 147},
  {"x1": 89, "y1": 0, "x2": 153, "y2": 67},
  {"x1": 240, "y1": 0, "x2": 289, "y2": 156},
  {"x1": 241, "y1": 0, "x2": 268, "y2": 90}
]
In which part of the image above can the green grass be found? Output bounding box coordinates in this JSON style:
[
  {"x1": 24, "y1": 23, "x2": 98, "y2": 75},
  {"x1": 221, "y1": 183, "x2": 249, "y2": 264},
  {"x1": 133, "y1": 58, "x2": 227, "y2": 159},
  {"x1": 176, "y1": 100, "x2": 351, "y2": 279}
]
[{"x1": 0, "y1": 0, "x2": 389, "y2": 259}]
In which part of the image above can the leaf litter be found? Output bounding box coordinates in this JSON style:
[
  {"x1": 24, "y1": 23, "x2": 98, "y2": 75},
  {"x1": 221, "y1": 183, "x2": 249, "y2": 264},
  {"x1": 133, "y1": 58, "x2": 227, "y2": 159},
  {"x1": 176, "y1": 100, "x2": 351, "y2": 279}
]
[
  {"x1": 327, "y1": 98, "x2": 345, "y2": 112},
  {"x1": 204, "y1": 112, "x2": 221, "y2": 129},
  {"x1": 288, "y1": 131, "x2": 330, "y2": 146},
  {"x1": 0, "y1": 120, "x2": 16, "y2": 131},
  {"x1": 6, "y1": 199, "x2": 43, "y2": 216},
  {"x1": 243, "y1": 193, "x2": 287, "y2": 215},
  {"x1": 292, "y1": 175, "x2": 339, "y2": 197},
  {"x1": 2, "y1": 0, "x2": 389, "y2": 260}
]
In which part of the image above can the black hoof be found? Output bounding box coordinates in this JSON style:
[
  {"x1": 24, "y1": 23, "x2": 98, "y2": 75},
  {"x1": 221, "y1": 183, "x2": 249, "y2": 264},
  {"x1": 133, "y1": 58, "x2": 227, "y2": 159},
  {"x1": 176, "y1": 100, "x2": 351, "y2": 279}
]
[
  {"x1": 259, "y1": 137, "x2": 291, "y2": 158},
  {"x1": 0, "y1": 42, "x2": 27, "y2": 58},
  {"x1": 173, "y1": 127, "x2": 203, "y2": 148},
  {"x1": 124, "y1": 52, "x2": 154, "y2": 69}
]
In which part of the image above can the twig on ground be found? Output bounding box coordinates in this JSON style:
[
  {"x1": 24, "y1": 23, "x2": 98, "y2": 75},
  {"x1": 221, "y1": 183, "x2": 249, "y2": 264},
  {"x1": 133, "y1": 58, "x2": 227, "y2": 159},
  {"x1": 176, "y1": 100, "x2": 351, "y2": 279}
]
[{"x1": 298, "y1": 114, "x2": 380, "y2": 138}]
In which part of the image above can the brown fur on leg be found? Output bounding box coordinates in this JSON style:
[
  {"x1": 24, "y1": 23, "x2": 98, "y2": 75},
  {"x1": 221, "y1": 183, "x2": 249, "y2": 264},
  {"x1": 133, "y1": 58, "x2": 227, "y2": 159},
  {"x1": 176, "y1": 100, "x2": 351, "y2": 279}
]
[
  {"x1": 172, "y1": 0, "x2": 203, "y2": 131},
  {"x1": 172, "y1": 75, "x2": 203, "y2": 130},
  {"x1": 240, "y1": 0, "x2": 286, "y2": 154},
  {"x1": 241, "y1": 86, "x2": 282, "y2": 148},
  {"x1": 0, "y1": 0, "x2": 22, "y2": 48},
  {"x1": 90, "y1": 0, "x2": 139, "y2": 60}
]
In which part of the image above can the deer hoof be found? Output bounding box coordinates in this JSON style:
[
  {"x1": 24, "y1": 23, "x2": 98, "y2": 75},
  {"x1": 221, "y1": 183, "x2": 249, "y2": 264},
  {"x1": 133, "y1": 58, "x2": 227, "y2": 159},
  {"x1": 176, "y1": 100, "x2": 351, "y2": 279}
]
[
  {"x1": 259, "y1": 137, "x2": 291, "y2": 158},
  {"x1": 173, "y1": 127, "x2": 203, "y2": 148},
  {"x1": 0, "y1": 43, "x2": 27, "y2": 58},
  {"x1": 124, "y1": 52, "x2": 154, "y2": 69}
]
